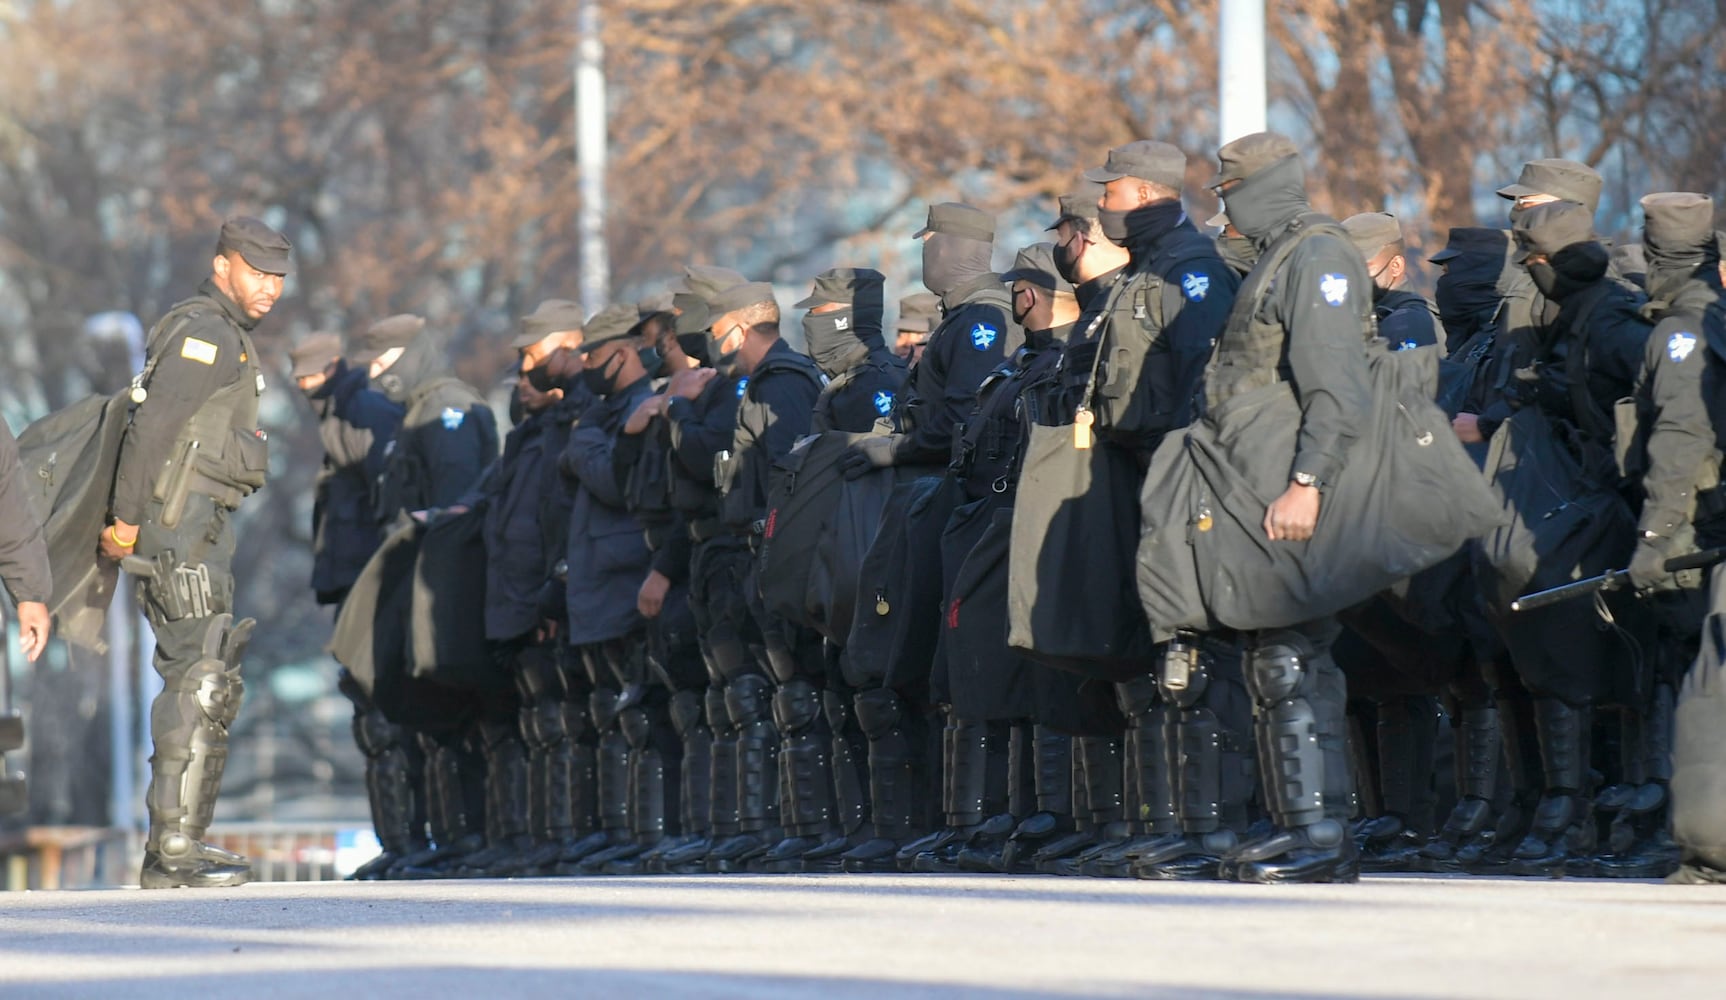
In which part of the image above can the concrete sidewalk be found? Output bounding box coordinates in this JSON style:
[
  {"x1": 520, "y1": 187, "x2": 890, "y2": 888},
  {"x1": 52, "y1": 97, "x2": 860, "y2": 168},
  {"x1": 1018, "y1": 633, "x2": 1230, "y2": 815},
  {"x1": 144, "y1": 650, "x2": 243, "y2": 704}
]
[{"x1": 2, "y1": 874, "x2": 1723, "y2": 998}]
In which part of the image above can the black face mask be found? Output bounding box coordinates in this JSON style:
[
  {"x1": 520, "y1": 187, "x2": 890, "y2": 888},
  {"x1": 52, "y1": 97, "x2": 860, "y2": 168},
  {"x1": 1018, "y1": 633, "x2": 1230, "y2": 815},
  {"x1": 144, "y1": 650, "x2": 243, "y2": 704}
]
[
  {"x1": 637, "y1": 345, "x2": 664, "y2": 380},
  {"x1": 677, "y1": 332, "x2": 712, "y2": 367},
  {"x1": 525, "y1": 363, "x2": 564, "y2": 394},
  {"x1": 1097, "y1": 200, "x2": 1185, "y2": 249},
  {"x1": 581, "y1": 352, "x2": 622, "y2": 397},
  {"x1": 1054, "y1": 238, "x2": 1084, "y2": 285}
]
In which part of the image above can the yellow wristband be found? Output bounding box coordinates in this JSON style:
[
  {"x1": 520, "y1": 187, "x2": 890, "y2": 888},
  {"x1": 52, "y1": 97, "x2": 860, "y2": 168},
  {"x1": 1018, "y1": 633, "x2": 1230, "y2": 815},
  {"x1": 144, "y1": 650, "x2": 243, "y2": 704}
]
[{"x1": 108, "y1": 526, "x2": 136, "y2": 549}]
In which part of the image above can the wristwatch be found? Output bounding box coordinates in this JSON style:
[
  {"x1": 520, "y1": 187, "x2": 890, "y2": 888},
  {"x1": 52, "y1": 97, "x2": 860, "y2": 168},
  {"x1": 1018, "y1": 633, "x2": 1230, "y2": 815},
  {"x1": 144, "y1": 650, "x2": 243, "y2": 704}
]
[{"x1": 1292, "y1": 472, "x2": 1320, "y2": 489}]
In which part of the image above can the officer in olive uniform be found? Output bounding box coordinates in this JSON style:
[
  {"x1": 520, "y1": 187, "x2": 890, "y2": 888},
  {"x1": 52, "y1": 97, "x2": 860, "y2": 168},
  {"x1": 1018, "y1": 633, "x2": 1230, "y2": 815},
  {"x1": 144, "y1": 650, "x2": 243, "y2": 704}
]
[
  {"x1": 1341, "y1": 212, "x2": 1444, "y2": 352},
  {"x1": 1204, "y1": 133, "x2": 1375, "y2": 884},
  {"x1": 100, "y1": 217, "x2": 290, "y2": 889}
]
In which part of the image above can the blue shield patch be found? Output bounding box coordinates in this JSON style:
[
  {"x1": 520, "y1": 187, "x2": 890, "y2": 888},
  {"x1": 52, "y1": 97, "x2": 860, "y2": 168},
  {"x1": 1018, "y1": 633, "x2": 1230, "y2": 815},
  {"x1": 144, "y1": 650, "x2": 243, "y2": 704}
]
[
  {"x1": 1181, "y1": 272, "x2": 1210, "y2": 302},
  {"x1": 1669, "y1": 332, "x2": 1697, "y2": 363},
  {"x1": 736, "y1": 376, "x2": 750, "y2": 398},
  {"x1": 440, "y1": 407, "x2": 465, "y2": 430},
  {"x1": 970, "y1": 324, "x2": 999, "y2": 351},
  {"x1": 873, "y1": 390, "x2": 895, "y2": 416},
  {"x1": 1319, "y1": 273, "x2": 1349, "y2": 306}
]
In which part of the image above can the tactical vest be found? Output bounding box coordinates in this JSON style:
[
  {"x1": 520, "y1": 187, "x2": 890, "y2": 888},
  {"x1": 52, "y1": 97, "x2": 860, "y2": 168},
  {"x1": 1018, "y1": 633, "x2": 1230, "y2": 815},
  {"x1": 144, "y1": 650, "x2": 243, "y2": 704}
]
[
  {"x1": 147, "y1": 297, "x2": 268, "y2": 513},
  {"x1": 1094, "y1": 227, "x2": 1222, "y2": 434},
  {"x1": 902, "y1": 286, "x2": 1013, "y2": 436},
  {"x1": 1203, "y1": 214, "x2": 1365, "y2": 414},
  {"x1": 376, "y1": 376, "x2": 474, "y2": 519},
  {"x1": 716, "y1": 351, "x2": 825, "y2": 531}
]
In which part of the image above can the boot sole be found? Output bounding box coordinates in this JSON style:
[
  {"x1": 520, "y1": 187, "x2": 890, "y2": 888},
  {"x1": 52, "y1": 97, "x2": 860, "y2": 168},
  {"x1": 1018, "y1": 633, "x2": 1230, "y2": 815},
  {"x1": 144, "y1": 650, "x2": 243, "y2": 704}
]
[{"x1": 140, "y1": 869, "x2": 254, "y2": 890}]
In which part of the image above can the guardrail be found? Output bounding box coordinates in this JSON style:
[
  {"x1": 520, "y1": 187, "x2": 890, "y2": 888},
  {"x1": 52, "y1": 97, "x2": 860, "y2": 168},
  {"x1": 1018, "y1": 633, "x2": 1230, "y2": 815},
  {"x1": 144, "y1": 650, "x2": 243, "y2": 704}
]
[{"x1": 0, "y1": 821, "x2": 376, "y2": 889}]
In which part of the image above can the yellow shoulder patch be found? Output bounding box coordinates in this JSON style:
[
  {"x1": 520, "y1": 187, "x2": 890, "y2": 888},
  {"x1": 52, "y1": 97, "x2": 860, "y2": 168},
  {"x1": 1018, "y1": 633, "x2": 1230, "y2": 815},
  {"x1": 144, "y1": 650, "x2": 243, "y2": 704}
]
[{"x1": 180, "y1": 337, "x2": 219, "y2": 365}]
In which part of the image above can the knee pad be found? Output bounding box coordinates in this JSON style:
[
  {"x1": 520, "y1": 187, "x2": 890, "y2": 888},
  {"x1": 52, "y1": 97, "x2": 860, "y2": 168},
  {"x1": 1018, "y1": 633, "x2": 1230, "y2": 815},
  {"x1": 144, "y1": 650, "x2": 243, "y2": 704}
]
[
  {"x1": 1115, "y1": 674, "x2": 1160, "y2": 719},
  {"x1": 478, "y1": 719, "x2": 518, "y2": 753},
  {"x1": 762, "y1": 633, "x2": 800, "y2": 686},
  {"x1": 1157, "y1": 636, "x2": 1213, "y2": 708},
  {"x1": 705, "y1": 688, "x2": 733, "y2": 733},
  {"x1": 772, "y1": 679, "x2": 822, "y2": 735},
  {"x1": 588, "y1": 689, "x2": 622, "y2": 732},
  {"x1": 853, "y1": 688, "x2": 905, "y2": 740},
  {"x1": 1246, "y1": 630, "x2": 1318, "y2": 705},
  {"x1": 668, "y1": 690, "x2": 706, "y2": 739},
  {"x1": 707, "y1": 636, "x2": 753, "y2": 684},
  {"x1": 353, "y1": 709, "x2": 401, "y2": 759},
  {"x1": 172, "y1": 653, "x2": 243, "y2": 732},
  {"x1": 618, "y1": 706, "x2": 653, "y2": 749},
  {"x1": 516, "y1": 652, "x2": 564, "y2": 705},
  {"x1": 605, "y1": 638, "x2": 648, "y2": 687},
  {"x1": 725, "y1": 674, "x2": 774, "y2": 729},
  {"x1": 579, "y1": 646, "x2": 609, "y2": 689},
  {"x1": 822, "y1": 689, "x2": 852, "y2": 732}
]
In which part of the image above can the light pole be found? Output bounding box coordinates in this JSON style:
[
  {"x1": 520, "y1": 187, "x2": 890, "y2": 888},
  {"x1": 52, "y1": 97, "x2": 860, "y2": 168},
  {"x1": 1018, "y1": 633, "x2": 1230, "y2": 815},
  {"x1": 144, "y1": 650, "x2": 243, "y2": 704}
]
[
  {"x1": 1219, "y1": 0, "x2": 1267, "y2": 145},
  {"x1": 576, "y1": 0, "x2": 610, "y2": 316}
]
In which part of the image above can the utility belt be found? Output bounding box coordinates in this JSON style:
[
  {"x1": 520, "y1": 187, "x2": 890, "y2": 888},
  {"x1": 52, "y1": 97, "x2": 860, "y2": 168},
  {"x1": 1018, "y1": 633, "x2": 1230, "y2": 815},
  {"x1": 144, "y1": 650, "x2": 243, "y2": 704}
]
[{"x1": 687, "y1": 516, "x2": 726, "y2": 543}]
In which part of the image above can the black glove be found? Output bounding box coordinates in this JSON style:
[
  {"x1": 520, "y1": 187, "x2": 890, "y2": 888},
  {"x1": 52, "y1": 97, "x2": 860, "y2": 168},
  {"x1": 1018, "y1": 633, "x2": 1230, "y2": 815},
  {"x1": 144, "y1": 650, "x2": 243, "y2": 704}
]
[{"x1": 840, "y1": 435, "x2": 899, "y2": 480}]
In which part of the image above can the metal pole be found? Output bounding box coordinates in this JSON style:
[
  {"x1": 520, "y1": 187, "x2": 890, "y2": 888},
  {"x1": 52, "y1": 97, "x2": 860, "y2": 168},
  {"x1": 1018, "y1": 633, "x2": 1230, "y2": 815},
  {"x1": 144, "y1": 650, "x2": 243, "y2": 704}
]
[
  {"x1": 576, "y1": 0, "x2": 610, "y2": 316},
  {"x1": 1218, "y1": 0, "x2": 1267, "y2": 145}
]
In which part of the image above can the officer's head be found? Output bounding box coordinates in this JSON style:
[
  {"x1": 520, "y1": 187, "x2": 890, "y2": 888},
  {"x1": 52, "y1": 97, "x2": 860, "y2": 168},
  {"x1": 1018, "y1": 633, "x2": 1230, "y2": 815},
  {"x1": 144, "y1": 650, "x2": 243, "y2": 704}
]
[
  {"x1": 1001, "y1": 243, "x2": 1077, "y2": 334},
  {"x1": 514, "y1": 299, "x2": 585, "y2": 399},
  {"x1": 577, "y1": 304, "x2": 652, "y2": 398},
  {"x1": 1342, "y1": 213, "x2": 1408, "y2": 294},
  {"x1": 1086, "y1": 141, "x2": 1187, "y2": 245},
  {"x1": 1051, "y1": 184, "x2": 1130, "y2": 286},
  {"x1": 1640, "y1": 192, "x2": 1720, "y2": 293},
  {"x1": 353, "y1": 314, "x2": 425, "y2": 378},
  {"x1": 915, "y1": 203, "x2": 995, "y2": 299},
  {"x1": 704, "y1": 280, "x2": 778, "y2": 373},
  {"x1": 894, "y1": 292, "x2": 938, "y2": 364},
  {"x1": 212, "y1": 217, "x2": 291, "y2": 322},
  {"x1": 1497, "y1": 159, "x2": 1603, "y2": 222},
  {"x1": 289, "y1": 331, "x2": 341, "y2": 397},
  {"x1": 635, "y1": 310, "x2": 686, "y2": 370}
]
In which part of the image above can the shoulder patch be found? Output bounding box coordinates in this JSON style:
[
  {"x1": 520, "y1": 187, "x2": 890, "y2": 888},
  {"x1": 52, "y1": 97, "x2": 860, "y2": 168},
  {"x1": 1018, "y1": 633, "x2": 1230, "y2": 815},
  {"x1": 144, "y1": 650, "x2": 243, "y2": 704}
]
[
  {"x1": 180, "y1": 337, "x2": 219, "y2": 365},
  {"x1": 873, "y1": 389, "x2": 896, "y2": 416},
  {"x1": 1180, "y1": 272, "x2": 1210, "y2": 302},
  {"x1": 440, "y1": 406, "x2": 465, "y2": 430},
  {"x1": 1319, "y1": 273, "x2": 1349, "y2": 307},
  {"x1": 736, "y1": 376, "x2": 750, "y2": 398},
  {"x1": 970, "y1": 324, "x2": 999, "y2": 351},
  {"x1": 1669, "y1": 331, "x2": 1698, "y2": 363}
]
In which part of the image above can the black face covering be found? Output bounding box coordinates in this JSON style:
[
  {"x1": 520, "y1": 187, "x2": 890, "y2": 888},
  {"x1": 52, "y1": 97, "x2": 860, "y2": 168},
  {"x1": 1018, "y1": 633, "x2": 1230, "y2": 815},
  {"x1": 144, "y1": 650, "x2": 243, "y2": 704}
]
[
  {"x1": 1525, "y1": 242, "x2": 1608, "y2": 302},
  {"x1": 1098, "y1": 200, "x2": 1186, "y2": 249},
  {"x1": 637, "y1": 345, "x2": 664, "y2": 380},
  {"x1": 1054, "y1": 237, "x2": 1084, "y2": 284},
  {"x1": 802, "y1": 307, "x2": 868, "y2": 377},
  {"x1": 581, "y1": 351, "x2": 623, "y2": 397},
  {"x1": 677, "y1": 332, "x2": 712, "y2": 367},
  {"x1": 922, "y1": 231, "x2": 994, "y2": 300},
  {"x1": 1435, "y1": 272, "x2": 1499, "y2": 338},
  {"x1": 525, "y1": 362, "x2": 564, "y2": 394}
]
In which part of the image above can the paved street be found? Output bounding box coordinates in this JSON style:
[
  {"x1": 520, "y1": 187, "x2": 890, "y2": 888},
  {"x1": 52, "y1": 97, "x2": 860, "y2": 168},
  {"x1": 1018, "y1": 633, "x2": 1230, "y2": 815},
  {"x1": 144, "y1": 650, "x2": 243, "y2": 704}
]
[{"x1": 2, "y1": 873, "x2": 1724, "y2": 998}]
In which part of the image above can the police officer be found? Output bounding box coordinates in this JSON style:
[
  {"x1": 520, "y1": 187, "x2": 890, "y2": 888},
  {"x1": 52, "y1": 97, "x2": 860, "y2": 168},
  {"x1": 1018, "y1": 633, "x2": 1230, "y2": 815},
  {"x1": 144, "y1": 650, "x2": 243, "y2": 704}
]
[
  {"x1": 291, "y1": 331, "x2": 414, "y2": 881},
  {"x1": 1080, "y1": 140, "x2": 1239, "y2": 454},
  {"x1": 1429, "y1": 227, "x2": 1513, "y2": 358},
  {"x1": 1341, "y1": 212, "x2": 1443, "y2": 351},
  {"x1": 702, "y1": 280, "x2": 828, "y2": 871},
  {"x1": 799, "y1": 268, "x2": 907, "y2": 434},
  {"x1": 647, "y1": 266, "x2": 765, "y2": 873},
  {"x1": 893, "y1": 293, "x2": 940, "y2": 364},
  {"x1": 557, "y1": 304, "x2": 670, "y2": 874},
  {"x1": 1614, "y1": 193, "x2": 1725, "y2": 877},
  {"x1": 451, "y1": 300, "x2": 591, "y2": 877},
  {"x1": 99, "y1": 217, "x2": 290, "y2": 889},
  {"x1": 1204, "y1": 132, "x2": 1373, "y2": 884},
  {"x1": 615, "y1": 307, "x2": 713, "y2": 874},
  {"x1": 294, "y1": 332, "x2": 401, "y2": 610},
  {"x1": 1491, "y1": 201, "x2": 1653, "y2": 877},
  {"x1": 352, "y1": 312, "x2": 499, "y2": 877},
  {"x1": 841, "y1": 203, "x2": 1021, "y2": 478}
]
